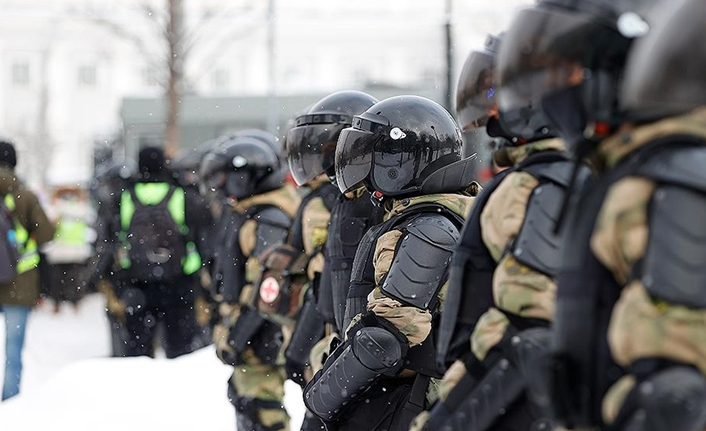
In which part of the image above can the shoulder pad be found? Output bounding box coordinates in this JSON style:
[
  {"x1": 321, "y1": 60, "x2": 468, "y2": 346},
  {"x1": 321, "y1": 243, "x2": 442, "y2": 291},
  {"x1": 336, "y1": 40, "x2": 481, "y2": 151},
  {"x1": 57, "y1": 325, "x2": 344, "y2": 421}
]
[
  {"x1": 511, "y1": 182, "x2": 565, "y2": 276},
  {"x1": 252, "y1": 206, "x2": 291, "y2": 229},
  {"x1": 253, "y1": 207, "x2": 292, "y2": 256},
  {"x1": 641, "y1": 184, "x2": 706, "y2": 308},
  {"x1": 405, "y1": 213, "x2": 462, "y2": 252},
  {"x1": 521, "y1": 160, "x2": 586, "y2": 188},
  {"x1": 382, "y1": 214, "x2": 461, "y2": 310},
  {"x1": 636, "y1": 146, "x2": 706, "y2": 193}
]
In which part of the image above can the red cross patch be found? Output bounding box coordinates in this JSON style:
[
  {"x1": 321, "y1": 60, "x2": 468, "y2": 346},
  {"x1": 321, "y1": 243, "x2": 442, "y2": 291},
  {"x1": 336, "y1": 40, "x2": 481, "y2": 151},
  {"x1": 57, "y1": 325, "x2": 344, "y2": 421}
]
[{"x1": 260, "y1": 277, "x2": 280, "y2": 304}]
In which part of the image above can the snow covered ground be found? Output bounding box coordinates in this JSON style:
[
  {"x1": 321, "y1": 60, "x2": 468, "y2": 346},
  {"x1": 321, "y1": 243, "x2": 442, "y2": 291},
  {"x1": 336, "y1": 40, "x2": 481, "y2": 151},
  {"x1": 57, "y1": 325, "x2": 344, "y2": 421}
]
[{"x1": 0, "y1": 294, "x2": 305, "y2": 430}]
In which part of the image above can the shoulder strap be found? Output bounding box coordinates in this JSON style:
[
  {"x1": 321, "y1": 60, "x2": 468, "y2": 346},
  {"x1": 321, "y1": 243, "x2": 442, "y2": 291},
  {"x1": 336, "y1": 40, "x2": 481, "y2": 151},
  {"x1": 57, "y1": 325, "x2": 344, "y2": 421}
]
[
  {"x1": 319, "y1": 183, "x2": 339, "y2": 212},
  {"x1": 392, "y1": 202, "x2": 465, "y2": 231},
  {"x1": 288, "y1": 185, "x2": 332, "y2": 251}
]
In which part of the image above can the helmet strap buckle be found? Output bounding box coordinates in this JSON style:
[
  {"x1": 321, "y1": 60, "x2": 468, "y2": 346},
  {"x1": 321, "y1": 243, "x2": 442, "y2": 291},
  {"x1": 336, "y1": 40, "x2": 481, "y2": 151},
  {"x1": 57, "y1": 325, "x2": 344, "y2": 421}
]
[{"x1": 370, "y1": 190, "x2": 385, "y2": 207}]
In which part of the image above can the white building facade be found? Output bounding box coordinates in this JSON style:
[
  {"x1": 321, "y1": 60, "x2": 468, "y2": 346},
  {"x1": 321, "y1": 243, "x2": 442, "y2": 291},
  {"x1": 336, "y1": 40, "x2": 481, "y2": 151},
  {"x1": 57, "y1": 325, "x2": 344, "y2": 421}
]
[{"x1": 0, "y1": 0, "x2": 528, "y2": 188}]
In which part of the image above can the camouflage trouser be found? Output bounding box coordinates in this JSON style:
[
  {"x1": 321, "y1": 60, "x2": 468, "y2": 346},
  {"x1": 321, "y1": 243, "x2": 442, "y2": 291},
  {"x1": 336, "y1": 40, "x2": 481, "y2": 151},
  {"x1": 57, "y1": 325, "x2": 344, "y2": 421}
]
[{"x1": 229, "y1": 361, "x2": 289, "y2": 431}]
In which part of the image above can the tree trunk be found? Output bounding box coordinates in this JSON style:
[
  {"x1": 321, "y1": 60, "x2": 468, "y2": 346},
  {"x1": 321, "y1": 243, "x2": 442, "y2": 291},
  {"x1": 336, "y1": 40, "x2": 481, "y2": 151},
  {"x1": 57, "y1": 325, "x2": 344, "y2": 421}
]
[{"x1": 165, "y1": 0, "x2": 184, "y2": 157}]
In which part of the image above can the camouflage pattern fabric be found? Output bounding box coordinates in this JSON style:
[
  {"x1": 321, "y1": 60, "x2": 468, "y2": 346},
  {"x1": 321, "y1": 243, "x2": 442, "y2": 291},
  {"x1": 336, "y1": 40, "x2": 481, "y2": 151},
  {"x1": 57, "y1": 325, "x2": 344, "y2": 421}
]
[
  {"x1": 493, "y1": 137, "x2": 565, "y2": 168},
  {"x1": 301, "y1": 194, "x2": 330, "y2": 279},
  {"x1": 591, "y1": 107, "x2": 706, "y2": 422},
  {"x1": 231, "y1": 363, "x2": 289, "y2": 428}
]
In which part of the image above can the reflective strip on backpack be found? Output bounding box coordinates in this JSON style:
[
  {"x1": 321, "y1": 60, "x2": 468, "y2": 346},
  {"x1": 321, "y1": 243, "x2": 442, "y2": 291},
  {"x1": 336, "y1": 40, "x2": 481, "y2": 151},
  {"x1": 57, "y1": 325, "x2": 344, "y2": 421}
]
[
  {"x1": 181, "y1": 241, "x2": 201, "y2": 275},
  {"x1": 5, "y1": 195, "x2": 40, "y2": 274}
]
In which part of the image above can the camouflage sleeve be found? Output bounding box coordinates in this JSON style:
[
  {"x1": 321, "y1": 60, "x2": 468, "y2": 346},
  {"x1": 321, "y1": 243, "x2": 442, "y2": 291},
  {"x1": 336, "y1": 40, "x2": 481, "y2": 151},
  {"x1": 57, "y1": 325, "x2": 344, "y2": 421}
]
[
  {"x1": 480, "y1": 171, "x2": 538, "y2": 261},
  {"x1": 301, "y1": 196, "x2": 331, "y2": 279},
  {"x1": 238, "y1": 219, "x2": 261, "y2": 304},
  {"x1": 367, "y1": 229, "x2": 433, "y2": 346},
  {"x1": 593, "y1": 177, "x2": 706, "y2": 390},
  {"x1": 591, "y1": 177, "x2": 654, "y2": 285}
]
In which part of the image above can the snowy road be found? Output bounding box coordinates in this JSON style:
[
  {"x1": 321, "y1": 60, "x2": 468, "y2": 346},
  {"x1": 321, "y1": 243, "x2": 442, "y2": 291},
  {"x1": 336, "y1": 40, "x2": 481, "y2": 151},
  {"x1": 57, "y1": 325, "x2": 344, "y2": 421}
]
[{"x1": 0, "y1": 294, "x2": 305, "y2": 430}]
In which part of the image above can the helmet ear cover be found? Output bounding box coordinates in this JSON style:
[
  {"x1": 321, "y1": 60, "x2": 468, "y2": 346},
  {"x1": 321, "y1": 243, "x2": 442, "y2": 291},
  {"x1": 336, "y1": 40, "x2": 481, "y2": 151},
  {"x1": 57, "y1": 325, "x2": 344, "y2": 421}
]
[{"x1": 225, "y1": 169, "x2": 254, "y2": 199}]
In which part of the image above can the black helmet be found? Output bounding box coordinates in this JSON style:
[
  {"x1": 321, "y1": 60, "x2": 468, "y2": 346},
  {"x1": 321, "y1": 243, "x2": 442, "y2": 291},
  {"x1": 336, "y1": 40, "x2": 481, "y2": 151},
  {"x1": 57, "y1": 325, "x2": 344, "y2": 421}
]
[
  {"x1": 95, "y1": 157, "x2": 137, "y2": 183},
  {"x1": 621, "y1": 0, "x2": 706, "y2": 122},
  {"x1": 496, "y1": 0, "x2": 663, "y2": 148},
  {"x1": 91, "y1": 158, "x2": 137, "y2": 204},
  {"x1": 456, "y1": 34, "x2": 512, "y2": 184},
  {"x1": 232, "y1": 129, "x2": 282, "y2": 162},
  {"x1": 457, "y1": 34, "x2": 502, "y2": 133},
  {"x1": 174, "y1": 138, "x2": 219, "y2": 172},
  {"x1": 287, "y1": 90, "x2": 378, "y2": 186},
  {"x1": 335, "y1": 95, "x2": 475, "y2": 198},
  {"x1": 199, "y1": 135, "x2": 282, "y2": 199}
]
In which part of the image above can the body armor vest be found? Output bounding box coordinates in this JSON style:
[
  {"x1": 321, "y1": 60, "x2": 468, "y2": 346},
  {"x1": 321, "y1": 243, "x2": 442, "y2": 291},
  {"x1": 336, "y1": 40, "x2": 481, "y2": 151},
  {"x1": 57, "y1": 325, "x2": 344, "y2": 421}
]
[
  {"x1": 287, "y1": 183, "x2": 338, "y2": 252},
  {"x1": 344, "y1": 202, "x2": 464, "y2": 377},
  {"x1": 212, "y1": 204, "x2": 274, "y2": 303},
  {"x1": 552, "y1": 136, "x2": 706, "y2": 428},
  {"x1": 321, "y1": 191, "x2": 384, "y2": 332},
  {"x1": 437, "y1": 150, "x2": 583, "y2": 368}
]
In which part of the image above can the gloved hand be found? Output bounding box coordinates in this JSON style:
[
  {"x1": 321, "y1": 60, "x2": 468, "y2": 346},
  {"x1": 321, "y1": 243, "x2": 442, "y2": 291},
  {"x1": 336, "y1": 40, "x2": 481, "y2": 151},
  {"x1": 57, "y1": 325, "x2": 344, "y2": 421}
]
[
  {"x1": 213, "y1": 302, "x2": 241, "y2": 366},
  {"x1": 97, "y1": 280, "x2": 126, "y2": 324},
  {"x1": 285, "y1": 359, "x2": 307, "y2": 388},
  {"x1": 194, "y1": 294, "x2": 213, "y2": 328}
]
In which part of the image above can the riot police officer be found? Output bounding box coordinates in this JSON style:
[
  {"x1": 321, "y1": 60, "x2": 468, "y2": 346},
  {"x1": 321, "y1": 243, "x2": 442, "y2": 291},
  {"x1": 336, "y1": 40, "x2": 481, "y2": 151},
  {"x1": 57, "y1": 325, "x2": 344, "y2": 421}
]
[
  {"x1": 283, "y1": 90, "x2": 381, "y2": 430},
  {"x1": 418, "y1": 32, "x2": 590, "y2": 431},
  {"x1": 496, "y1": 0, "x2": 704, "y2": 430},
  {"x1": 89, "y1": 158, "x2": 136, "y2": 357},
  {"x1": 304, "y1": 95, "x2": 477, "y2": 431},
  {"x1": 200, "y1": 136, "x2": 301, "y2": 431}
]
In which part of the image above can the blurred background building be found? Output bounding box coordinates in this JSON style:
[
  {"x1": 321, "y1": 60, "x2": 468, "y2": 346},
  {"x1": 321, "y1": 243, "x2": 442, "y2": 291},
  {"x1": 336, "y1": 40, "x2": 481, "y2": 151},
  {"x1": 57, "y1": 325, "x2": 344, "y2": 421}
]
[{"x1": 0, "y1": 0, "x2": 528, "y2": 188}]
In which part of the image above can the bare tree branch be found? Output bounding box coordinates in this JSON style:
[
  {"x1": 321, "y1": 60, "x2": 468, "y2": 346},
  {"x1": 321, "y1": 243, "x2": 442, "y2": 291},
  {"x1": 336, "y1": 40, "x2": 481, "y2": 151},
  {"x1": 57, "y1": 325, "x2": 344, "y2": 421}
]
[{"x1": 189, "y1": 15, "x2": 267, "y2": 82}]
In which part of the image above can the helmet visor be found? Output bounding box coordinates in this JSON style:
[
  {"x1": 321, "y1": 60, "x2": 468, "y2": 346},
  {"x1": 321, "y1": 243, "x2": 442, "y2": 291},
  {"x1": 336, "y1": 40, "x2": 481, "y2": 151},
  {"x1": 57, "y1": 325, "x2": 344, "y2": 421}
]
[
  {"x1": 622, "y1": 0, "x2": 706, "y2": 120},
  {"x1": 496, "y1": 7, "x2": 615, "y2": 124},
  {"x1": 456, "y1": 50, "x2": 496, "y2": 129},
  {"x1": 286, "y1": 122, "x2": 345, "y2": 186},
  {"x1": 335, "y1": 127, "x2": 379, "y2": 194}
]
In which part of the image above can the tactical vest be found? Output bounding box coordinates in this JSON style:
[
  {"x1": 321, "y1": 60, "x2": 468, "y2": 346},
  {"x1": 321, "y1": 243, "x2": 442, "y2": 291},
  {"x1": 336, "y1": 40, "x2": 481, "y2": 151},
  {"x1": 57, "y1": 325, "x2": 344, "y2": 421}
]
[
  {"x1": 288, "y1": 182, "x2": 339, "y2": 253},
  {"x1": 437, "y1": 150, "x2": 585, "y2": 367},
  {"x1": 321, "y1": 191, "x2": 384, "y2": 332},
  {"x1": 212, "y1": 204, "x2": 277, "y2": 303},
  {"x1": 551, "y1": 136, "x2": 706, "y2": 428},
  {"x1": 4, "y1": 195, "x2": 40, "y2": 274},
  {"x1": 344, "y1": 201, "x2": 465, "y2": 377}
]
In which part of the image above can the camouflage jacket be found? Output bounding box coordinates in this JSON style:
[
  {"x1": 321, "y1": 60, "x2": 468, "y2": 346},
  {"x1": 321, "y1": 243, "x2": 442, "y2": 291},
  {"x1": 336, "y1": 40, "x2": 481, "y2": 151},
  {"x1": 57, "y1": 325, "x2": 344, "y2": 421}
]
[
  {"x1": 590, "y1": 108, "x2": 706, "y2": 423},
  {"x1": 366, "y1": 193, "x2": 474, "y2": 347}
]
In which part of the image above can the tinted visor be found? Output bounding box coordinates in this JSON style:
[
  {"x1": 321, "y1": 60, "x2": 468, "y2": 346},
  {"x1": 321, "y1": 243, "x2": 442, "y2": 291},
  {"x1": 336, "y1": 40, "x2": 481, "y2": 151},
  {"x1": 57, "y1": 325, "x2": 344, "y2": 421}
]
[
  {"x1": 496, "y1": 7, "x2": 619, "y2": 125},
  {"x1": 462, "y1": 128, "x2": 497, "y2": 161},
  {"x1": 334, "y1": 127, "x2": 380, "y2": 194},
  {"x1": 198, "y1": 153, "x2": 226, "y2": 191},
  {"x1": 622, "y1": 0, "x2": 706, "y2": 120},
  {"x1": 286, "y1": 122, "x2": 346, "y2": 186},
  {"x1": 456, "y1": 50, "x2": 496, "y2": 129}
]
